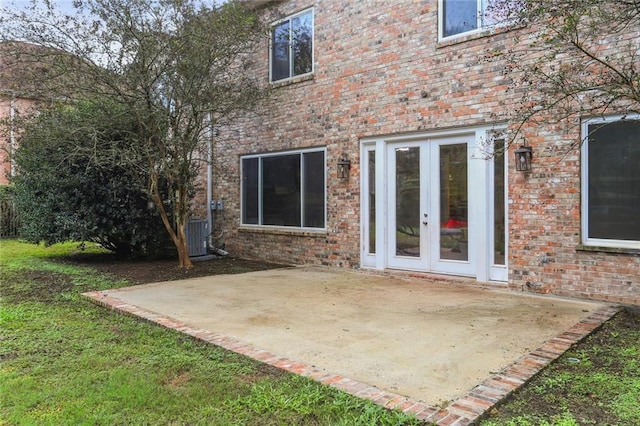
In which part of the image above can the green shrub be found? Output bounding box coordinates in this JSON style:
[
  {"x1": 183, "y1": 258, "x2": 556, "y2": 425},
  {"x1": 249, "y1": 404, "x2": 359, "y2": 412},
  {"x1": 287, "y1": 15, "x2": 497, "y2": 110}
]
[
  {"x1": 13, "y1": 101, "x2": 173, "y2": 258},
  {"x1": 0, "y1": 185, "x2": 20, "y2": 238}
]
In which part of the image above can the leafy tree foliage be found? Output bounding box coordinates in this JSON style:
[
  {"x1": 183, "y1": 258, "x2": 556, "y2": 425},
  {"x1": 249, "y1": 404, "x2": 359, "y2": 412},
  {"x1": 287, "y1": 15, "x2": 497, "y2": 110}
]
[
  {"x1": 0, "y1": 0, "x2": 271, "y2": 268},
  {"x1": 488, "y1": 0, "x2": 640, "y2": 146},
  {"x1": 13, "y1": 101, "x2": 173, "y2": 258}
]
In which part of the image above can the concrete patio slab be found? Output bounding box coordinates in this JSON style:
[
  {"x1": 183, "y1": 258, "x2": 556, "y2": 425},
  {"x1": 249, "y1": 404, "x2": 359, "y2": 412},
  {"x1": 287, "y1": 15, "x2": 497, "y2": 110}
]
[{"x1": 83, "y1": 266, "x2": 619, "y2": 424}]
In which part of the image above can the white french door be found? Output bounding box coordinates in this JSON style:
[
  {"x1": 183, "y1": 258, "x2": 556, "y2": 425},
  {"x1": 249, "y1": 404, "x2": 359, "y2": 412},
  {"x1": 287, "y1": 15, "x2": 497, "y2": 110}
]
[
  {"x1": 386, "y1": 136, "x2": 475, "y2": 276},
  {"x1": 387, "y1": 142, "x2": 429, "y2": 271},
  {"x1": 361, "y1": 127, "x2": 507, "y2": 282}
]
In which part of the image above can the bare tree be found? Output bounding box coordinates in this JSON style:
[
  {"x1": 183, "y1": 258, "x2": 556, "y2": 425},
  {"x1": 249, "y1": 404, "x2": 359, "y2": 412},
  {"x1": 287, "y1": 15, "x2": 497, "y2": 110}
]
[
  {"x1": 0, "y1": 0, "x2": 271, "y2": 268},
  {"x1": 487, "y1": 0, "x2": 640, "y2": 147}
]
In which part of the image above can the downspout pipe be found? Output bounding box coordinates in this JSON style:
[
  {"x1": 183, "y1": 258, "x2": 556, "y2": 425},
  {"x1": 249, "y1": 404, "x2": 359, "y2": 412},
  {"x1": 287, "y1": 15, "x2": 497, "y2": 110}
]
[
  {"x1": 9, "y1": 97, "x2": 16, "y2": 179},
  {"x1": 206, "y1": 113, "x2": 214, "y2": 250}
]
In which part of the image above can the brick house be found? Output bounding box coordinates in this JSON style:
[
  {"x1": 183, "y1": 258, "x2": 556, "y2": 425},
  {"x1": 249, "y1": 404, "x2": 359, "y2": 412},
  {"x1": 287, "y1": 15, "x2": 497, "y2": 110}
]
[
  {"x1": 0, "y1": 42, "x2": 50, "y2": 185},
  {"x1": 207, "y1": 1, "x2": 639, "y2": 305},
  {"x1": 0, "y1": 94, "x2": 23, "y2": 185},
  {"x1": 0, "y1": 93, "x2": 43, "y2": 185}
]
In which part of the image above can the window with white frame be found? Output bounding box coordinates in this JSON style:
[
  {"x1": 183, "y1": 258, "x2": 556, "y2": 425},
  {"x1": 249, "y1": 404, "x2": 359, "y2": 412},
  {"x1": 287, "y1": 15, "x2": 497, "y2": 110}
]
[
  {"x1": 439, "y1": 0, "x2": 504, "y2": 39},
  {"x1": 582, "y1": 116, "x2": 640, "y2": 247},
  {"x1": 270, "y1": 9, "x2": 313, "y2": 82},
  {"x1": 242, "y1": 149, "x2": 325, "y2": 228}
]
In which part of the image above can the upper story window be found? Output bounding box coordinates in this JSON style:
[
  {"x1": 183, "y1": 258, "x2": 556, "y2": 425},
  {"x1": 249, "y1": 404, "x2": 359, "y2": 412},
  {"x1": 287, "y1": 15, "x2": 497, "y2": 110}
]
[
  {"x1": 241, "y1": 148, "x2": 326, "y2": 229},
  {"x1": 439, "y1": 0, "x2": 503, "y2": 40},
  {"x1": 270, "y1": 8, "x2": 314, "y2": 82},
  {"x1": 581, "y1": 115, "x2": 640, "y2": 249}
]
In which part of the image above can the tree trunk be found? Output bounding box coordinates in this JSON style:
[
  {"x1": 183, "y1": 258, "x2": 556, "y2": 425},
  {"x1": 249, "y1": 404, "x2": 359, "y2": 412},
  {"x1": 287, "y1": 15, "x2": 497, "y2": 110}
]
[
  {"x1": 175, "y1": 217, "x2": 193, "y2": 269},
  {"x1": 149, "y1": 174, "x2": 194, "y2": 270}
]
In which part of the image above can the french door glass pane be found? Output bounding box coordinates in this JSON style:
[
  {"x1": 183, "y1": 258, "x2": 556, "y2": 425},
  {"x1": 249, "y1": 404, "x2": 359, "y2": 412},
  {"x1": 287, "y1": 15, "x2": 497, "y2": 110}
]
[
  {"x1": 262, "y1": 154, "x2": 301, "y2": 226},
  {"x1": 368, "y1": 151, "x2": 376, "y2": 253},
  {"x1": 302, "y1": 151, "x2": 324, "y2": 228},
  {"x1": 395, "y1": 147, "x2": 420, "y2": 257},
  {"x1": 588, "y1": 121, "x2": 640, "y2": 241},
  {"x1": 440, "y1": 143, "x2": 468, "y2": 261},
  {"x1": 493, "y1": 142, "x2": 506, "y2": 265},
  {"x1": 242, "y1": 158, "x2": 258, "y2": 224}
]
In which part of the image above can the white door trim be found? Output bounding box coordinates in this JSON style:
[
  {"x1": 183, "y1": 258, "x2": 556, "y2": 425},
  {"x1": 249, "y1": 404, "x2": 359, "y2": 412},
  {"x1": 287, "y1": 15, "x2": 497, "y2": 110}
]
[{"x1": 360, "y1": 125, "x2": 507, "y2": 282}]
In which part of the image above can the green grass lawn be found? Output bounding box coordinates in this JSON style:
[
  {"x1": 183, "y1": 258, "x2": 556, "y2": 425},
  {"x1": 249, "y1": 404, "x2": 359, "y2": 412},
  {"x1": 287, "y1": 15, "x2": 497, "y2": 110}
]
[
  {"x1": 480, "y1": 307, "x2": 640, "y2": 426},
  {"x1": 0, "y1": 240, "x2": 421, "y2": 425},
  {"x1": 2, "y1": 240, "x2": 639, "y2": 426}
]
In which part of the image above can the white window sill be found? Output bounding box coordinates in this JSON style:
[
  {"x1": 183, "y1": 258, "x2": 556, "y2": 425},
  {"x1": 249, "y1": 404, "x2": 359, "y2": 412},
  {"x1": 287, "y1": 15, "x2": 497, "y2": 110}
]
[
  {"x1": 238, "y1": 225, "x2": 327, "y2": 237},
  {"x1": 576, "y1": 244, "x2": 640, "y2": 256},
  {"x1": 270, "y1": 73, "x2": 315, "y2": 88},
  {"x1": 438, "y1": 24, "x2": 517, "y2": 48}
]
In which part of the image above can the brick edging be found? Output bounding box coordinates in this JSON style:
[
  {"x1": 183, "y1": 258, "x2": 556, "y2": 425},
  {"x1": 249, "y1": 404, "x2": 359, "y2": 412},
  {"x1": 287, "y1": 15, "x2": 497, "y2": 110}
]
[
  {"x1": 81, "y1": 291, "x2": 620, "y2": 425},
  {"x1": 444, "y1": 305, "x2": 622, "y2": 425}
]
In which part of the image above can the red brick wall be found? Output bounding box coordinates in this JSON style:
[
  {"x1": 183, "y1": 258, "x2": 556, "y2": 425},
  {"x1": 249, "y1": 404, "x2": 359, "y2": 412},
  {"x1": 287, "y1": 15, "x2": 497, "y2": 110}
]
[
  {"x1": 210, "y1": 1, "x2": 640, "y2": 305},
  {"x1": 0, "y1": 97, "x2": 11, "y2": 185},
  {"x1": 0, "y1": 96, "x2": 42, "y2": 185}
]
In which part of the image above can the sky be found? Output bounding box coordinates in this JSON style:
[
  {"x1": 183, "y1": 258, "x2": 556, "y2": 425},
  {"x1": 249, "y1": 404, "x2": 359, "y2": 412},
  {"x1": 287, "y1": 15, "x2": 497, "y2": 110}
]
[
  {"x1": 2, "y1": 0, "x2": 77, "y2": 12},
  {"x1": 2, "y1": 0, "x2": 226, "y2": 13}
]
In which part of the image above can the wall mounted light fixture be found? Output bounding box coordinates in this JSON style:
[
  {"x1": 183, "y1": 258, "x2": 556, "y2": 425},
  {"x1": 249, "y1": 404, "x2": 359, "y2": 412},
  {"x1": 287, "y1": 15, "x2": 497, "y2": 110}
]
[
  {"x1": 515, "y1": 144, "x2": 533, "y2": 172},
  {"x1": 337, "y1": 157, "x2": 351, "y2": 179}
]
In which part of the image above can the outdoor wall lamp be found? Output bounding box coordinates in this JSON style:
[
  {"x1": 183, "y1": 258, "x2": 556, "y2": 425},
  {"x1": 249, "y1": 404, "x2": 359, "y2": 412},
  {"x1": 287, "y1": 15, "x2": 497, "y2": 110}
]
[
  {"x1": 515, "y1": 145, "x2": 533, "y2": 172},
  {"x1": 337, "y1": 157, "x2": 351, "y2": 179}
]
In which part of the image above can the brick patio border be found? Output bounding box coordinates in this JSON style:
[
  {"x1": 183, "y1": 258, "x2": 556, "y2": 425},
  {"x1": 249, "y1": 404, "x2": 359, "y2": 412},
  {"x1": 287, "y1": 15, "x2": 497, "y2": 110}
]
[{"x1": 81, "y1": 290, "x2": 620, "y2": 425}]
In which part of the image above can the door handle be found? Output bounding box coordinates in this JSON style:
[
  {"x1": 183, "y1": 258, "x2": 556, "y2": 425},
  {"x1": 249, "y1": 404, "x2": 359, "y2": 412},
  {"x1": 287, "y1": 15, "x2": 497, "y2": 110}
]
[{"x1": 423, "y1": 213, "x2": 428, "y2": 225}]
